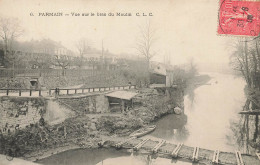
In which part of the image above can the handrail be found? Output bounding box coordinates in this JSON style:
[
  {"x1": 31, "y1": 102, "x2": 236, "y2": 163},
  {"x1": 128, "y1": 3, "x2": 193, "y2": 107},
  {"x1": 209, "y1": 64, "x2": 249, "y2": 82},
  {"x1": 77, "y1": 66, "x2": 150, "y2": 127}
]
[
  {"x1": 49, "y1": 85, "x2": 136, "y2": 91},
  {"x1": 49, "y1": 85, "x2": 136, "y2": 96},
  {"x1": 0, "y1": 89, "x2": 42, "y2": 91},
  {"x1": 0, "y1": 85, "x2": 136, "y2": 97},
  {"x1": 0, "y1": 88, "x2": 43, "y2": 96}
]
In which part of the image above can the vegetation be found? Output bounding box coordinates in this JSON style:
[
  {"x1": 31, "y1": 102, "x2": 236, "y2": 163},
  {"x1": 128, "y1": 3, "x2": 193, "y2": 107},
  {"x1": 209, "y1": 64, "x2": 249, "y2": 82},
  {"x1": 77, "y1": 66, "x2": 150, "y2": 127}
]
[{"x1": 229, "y1": 38, "x2": 260, "y2": 153}]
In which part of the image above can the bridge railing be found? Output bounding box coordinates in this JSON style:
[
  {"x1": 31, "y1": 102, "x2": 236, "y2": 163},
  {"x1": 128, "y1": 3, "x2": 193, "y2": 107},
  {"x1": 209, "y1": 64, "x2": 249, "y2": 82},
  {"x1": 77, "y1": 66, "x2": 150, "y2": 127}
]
[
  {"x1": 0, "y1": 85, "x2": 136, "y2": 97},
  {"x1": 49, "y1": 85, "x2": 136, "y2": 96},
  {"x1": 0, "y1": 89, "x2": 47, "y2": 97}
]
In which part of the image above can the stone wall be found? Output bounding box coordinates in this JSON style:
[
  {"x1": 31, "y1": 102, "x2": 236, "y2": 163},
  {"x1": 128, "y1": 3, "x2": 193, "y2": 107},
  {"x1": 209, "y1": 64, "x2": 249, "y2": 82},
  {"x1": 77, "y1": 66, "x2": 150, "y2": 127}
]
[
  {"x1": 58, "y1": 95, "x2": 109, "y2": 115},
  {"x1": 0, "y1": 77, "x2": 31, "y2": 89},
  {"x1": 44, "y1": 99, "x2": 75, "y2": 125},
  {"x1": 0, "y1": 97, "x2": 46, "y2": 133}
]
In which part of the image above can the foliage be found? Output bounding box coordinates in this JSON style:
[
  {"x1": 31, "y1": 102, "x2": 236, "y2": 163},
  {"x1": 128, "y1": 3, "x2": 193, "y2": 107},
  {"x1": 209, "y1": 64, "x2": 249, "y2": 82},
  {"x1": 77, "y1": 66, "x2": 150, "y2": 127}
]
[
  {"x1": 230, "y1": 39, "x2": 260, "y2": 88},
  {"x1": 229, "y1": 38, "x2": 260, "y2": 149},
  {"x1": 0, "y1": 17, "x2": 24, "y2": 68}
]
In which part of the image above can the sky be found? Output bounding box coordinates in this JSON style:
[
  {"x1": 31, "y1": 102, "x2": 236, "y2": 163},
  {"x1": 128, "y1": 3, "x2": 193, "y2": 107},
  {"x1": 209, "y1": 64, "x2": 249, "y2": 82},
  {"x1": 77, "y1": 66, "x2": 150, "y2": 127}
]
[{"x1": 0, "y1": 0, "x2": 236, "y2": 67}]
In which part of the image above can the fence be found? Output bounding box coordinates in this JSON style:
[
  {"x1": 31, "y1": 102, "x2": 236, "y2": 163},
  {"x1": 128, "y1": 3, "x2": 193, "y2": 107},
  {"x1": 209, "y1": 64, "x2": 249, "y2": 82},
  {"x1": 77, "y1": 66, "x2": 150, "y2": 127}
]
[
  {"x1": 0, "y1": 85, "x2": 136, "y2": 97},
  {"x1": 0, "y1": 89, "x2": 46, "y2": 97},
  {"x1": 49, "y1": 85, "x2": 136, "y2": 96}
]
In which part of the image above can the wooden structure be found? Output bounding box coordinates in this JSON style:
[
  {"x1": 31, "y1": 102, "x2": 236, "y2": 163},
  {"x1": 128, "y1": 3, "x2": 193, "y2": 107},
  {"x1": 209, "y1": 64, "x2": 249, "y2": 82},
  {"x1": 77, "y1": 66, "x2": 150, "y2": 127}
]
[
  {"x1": 212, "y1": 150, "x2": 220, "y2": 164},
  {"x1": 0, "y1": 85, "x2": 136, "y2": 97},
  {"x1": 99, "y1": 137, "x2": 260, "y2": 165},
  {"x1": 50, "y1": 85, "x2": 136, "y2": 96},
  {"x1": 0, "y1": 88, "x2": 43, "y2": 97},
  {"x1": 239, "y1": 109, "x2": 260, "y2": 115},
  {"x1": 105, "y1": 90, "x2": 138, "y2": 113}
]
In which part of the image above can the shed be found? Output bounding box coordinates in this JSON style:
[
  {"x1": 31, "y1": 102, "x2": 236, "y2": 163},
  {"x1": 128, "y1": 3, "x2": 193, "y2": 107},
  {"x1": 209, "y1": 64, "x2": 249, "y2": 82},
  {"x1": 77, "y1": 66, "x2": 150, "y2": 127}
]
[{"x1": 105, "y1": 91, "x2": 138, "y2": 113}]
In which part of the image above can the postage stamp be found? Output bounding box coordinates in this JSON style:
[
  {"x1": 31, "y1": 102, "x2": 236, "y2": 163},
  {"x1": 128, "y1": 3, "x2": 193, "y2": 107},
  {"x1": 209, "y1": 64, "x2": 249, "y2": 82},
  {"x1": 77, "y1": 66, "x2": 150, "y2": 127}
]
[{"x1": 218, "y1": 0, "x2": 260, "y2": 37}]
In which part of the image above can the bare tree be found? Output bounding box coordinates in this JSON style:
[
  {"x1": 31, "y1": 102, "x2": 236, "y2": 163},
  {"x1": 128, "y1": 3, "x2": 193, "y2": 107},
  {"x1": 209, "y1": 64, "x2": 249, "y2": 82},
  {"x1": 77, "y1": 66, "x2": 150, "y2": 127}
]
[
  {"x1": 230, "y1": 38, "x2": 260, "y2": 143},
  {"x1": 32, "y1": 53, "x2": 52, "y2": 76},
  {"x1": 135, "y1": 21, "x2": 157, "y2": 87},
  {"x1": 230, "y1": 39, "x2": 260, "y2": 87},
  {"x1": 187, "y1": 58, "x2": 198, "y2": 78},
  {"x1": 136, "y1": 21, "x2": 157, "y2": 68},
  {"x1": 0, "y1": 17, "x2": 23, "y2": 68},
  {"x1": 75, "y1": 38, "x2": 92, "y2": 68},
  {"x1": 53, "y1": 55, "x2": 70, "y2": 76}
]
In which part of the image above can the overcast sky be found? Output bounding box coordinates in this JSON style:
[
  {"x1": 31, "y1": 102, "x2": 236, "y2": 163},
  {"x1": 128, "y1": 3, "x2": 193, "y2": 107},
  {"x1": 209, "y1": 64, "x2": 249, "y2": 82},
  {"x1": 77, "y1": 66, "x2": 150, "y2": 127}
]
[{"x1": 0, "y1": 0, "x2": 235, "y2": 67}]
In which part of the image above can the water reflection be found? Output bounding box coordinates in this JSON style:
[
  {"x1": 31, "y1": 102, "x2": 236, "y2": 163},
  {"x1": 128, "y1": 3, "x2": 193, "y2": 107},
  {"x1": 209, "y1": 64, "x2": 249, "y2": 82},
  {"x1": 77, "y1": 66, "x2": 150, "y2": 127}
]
[
  {"x1": 149, "y1": 114, "x2": 188, "y2": 142},
  {"x1": 185, "y1": 85, "x2": 196, "y2": 109},
  {"x1": 228, "y1": 108, "x2": 260, "y2": 154},
  {"x1": 39, "y1": 73, "x2": 250, "y2": 165},
  {"x1": 151, "y1": 73, "x2": 246, "y2": 151},
  {"x1": 96, "y1": 154, "x2": 192, "y2": 165},
  {"x1": 37, "y1": 148, "x2": 130, "y2": 165},
  {"x1": 97, "y1": 72, "x2": 247, "y2": 165}
]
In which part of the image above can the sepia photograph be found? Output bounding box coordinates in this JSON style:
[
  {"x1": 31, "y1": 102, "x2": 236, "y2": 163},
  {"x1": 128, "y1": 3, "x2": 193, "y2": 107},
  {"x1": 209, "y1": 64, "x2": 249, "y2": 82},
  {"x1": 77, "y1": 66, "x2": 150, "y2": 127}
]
[{"x1": 0, "y1": 0, "x2": 260, "y2": 164}]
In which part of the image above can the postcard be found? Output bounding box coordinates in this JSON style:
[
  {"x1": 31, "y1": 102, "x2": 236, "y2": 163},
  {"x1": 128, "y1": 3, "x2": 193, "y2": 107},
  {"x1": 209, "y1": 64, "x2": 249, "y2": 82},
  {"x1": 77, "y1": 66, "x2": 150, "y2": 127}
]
[{"x1": 0, "y1": 0, "x2": 259, "y2": 165}]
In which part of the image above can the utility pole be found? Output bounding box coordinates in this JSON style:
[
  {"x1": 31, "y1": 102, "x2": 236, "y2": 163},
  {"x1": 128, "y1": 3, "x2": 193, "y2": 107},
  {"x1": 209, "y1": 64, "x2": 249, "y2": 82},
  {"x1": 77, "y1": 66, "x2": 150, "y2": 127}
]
[
  {"x1": 102, "y1": 39, "x2": 104, "y2": 58},
  {"x1": 101, "y1": 39, "x2": 105, "y2": 70}
]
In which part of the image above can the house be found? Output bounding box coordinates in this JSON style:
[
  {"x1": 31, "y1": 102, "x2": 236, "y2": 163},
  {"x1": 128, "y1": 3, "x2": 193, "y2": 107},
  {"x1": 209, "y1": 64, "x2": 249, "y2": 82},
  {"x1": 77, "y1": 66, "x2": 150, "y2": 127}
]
[
  {"x1": 105, "y1": 91, "x2": 138, "y2": 113},
  {"x1": 149, "y1": 61, "x2": 176, "y2": 88}
]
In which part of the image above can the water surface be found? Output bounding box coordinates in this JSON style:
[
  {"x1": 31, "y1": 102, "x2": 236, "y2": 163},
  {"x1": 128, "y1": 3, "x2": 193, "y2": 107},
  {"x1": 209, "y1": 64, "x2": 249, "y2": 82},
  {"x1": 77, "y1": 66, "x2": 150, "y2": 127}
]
[{"x1": 39, "y1": 73, "x2": 246, "y2": 165}]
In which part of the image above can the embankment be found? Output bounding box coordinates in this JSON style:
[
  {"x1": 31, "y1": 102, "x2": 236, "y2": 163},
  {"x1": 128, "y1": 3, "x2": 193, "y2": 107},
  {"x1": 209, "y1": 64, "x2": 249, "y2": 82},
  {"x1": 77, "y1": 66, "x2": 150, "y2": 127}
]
[{"x1": 0, "y1": 85, "x2": 185, "y2": 162}]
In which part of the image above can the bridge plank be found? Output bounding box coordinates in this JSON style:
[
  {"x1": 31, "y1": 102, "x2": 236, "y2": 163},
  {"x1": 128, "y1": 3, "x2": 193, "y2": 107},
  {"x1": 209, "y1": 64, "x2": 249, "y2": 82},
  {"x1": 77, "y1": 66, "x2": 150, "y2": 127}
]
[
  {"x1": 103, "y1": 138, "x2": 257, "y2": 164},
  {"x1": 235, "y1": 151, "x2": 244, "y2": 165},
  {"x1": 133, "y1": 138, "x2": 149, "y2": 151},
  {"x1": 115, "y1": 137, "x2": 136, "y2": 149},
  {"x1": 212, "y1": 150, "x2": 220, "y2": 164},
  {"x1": 192, "y1": 147, "x2": 199, "y2": 162},
  {"x1": 171, "y1": 143, "x2": 183, "y2": 158},
  {"x1": 257, "y1": 153, "x2": 260, "y2": 161},
  {"x1": 216, "y1": 150, "x2": 219, "y2": 164},
  {"x1": 152, "y1": 140, "x2": 166, "y2": 153}
]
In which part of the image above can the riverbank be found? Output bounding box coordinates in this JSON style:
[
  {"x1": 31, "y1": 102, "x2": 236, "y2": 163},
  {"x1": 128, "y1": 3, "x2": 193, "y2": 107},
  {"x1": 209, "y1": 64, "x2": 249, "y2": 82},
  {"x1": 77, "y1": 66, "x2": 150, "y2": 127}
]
[
  {"x1": 29, "y1": 79, "x2": 209, "y2": 163},
  {"x1": 31, "y1": 72, "x2": 259, "y2": 165},
  {"x1": 33, "y1": 76, "x2": 211, "y2": 162},
  {"x1": 184, "y1": 74, "x2": 211, "y2": 96},
  {"x1": 0, "y1": 74, "x2": 210, "y2": 163},
  {"x1": 6, "y1": 86, "x2": 182, "y2": 163}
]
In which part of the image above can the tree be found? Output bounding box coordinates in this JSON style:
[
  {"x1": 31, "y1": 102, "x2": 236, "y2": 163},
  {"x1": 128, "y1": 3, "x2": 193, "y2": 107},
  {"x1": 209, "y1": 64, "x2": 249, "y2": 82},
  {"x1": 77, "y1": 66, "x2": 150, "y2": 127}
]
[
  {"x1": 230, "y1": 39, "x2": 260, "y2": 89},
  {"x1": 136, "y1": 21, "x2": 157, "y2": 68},
  {"x1": 0, "y1": 17, "x2": 23, "y2": 67},
  {"x1": 88, "y1": 57, "x2": 98, "y2": 71},
  {"x1": 31, "y1": 53, "x2": 52, "y2": 76},
  {"x1": 187, "y1": 58, "x2": 198, "y2": 78},
  {"x1": 230, "y1": 38, "x2": 260, "y2": 144},
  {"x1": 136, "y1": 21, "x2": 157, "y2": 87},
  {"x1": 53, "y1": 55, "x2": 70, "y2": 76},
  {"x1": 75, "y1": 38, "x2": 92, "y2": 68}
]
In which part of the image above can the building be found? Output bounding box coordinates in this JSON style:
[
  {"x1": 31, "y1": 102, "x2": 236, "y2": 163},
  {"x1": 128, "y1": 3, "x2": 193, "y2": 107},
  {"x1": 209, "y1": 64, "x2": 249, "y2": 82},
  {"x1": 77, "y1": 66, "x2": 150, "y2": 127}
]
[
  {"x1": 149, "y1": 61, "x2": 176, "y2": 87},
  {"x1": 105, "y1": 91, "x2": 138, "y2": 113}
]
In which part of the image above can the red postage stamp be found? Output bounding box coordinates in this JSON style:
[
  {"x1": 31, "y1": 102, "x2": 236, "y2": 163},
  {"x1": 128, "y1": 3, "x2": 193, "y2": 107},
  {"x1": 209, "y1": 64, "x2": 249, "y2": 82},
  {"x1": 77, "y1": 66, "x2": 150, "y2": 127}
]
[{"x1": 218, "y1": 0, "x2": 260, "y2": 36}]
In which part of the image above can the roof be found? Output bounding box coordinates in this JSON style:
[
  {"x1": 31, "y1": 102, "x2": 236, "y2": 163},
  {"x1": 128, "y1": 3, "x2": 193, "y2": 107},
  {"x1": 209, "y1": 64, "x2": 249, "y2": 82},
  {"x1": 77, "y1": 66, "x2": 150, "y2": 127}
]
[
  {"x1": 150, "y1": 84, "x2": 178, "y2": 88},
  {"x1": 105, "y1": 91, "x2": 138, "y2": 100},
  {"x1": 149, "y1": 84, "x2": 166, "y2": 88},
  {"x1": 150, "y1": 61, "x2": 175, "y2": 72},
  {"x1": 150, "y1": 70, "x2": 166, "y2": 76}
]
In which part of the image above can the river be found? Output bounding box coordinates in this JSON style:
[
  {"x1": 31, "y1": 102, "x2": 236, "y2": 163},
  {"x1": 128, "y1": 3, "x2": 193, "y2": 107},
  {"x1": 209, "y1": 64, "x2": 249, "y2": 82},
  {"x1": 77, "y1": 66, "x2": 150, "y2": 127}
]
[{"x1": 38, "y1": 72, "x2": 246, "y2": 165}]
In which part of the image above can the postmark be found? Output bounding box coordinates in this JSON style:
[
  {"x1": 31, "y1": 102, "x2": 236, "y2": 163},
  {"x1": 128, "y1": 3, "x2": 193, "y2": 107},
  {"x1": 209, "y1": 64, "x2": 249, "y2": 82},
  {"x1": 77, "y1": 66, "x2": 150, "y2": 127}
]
[{"x1": 218, "y1": 0, "x2": 260, "y2": 37}]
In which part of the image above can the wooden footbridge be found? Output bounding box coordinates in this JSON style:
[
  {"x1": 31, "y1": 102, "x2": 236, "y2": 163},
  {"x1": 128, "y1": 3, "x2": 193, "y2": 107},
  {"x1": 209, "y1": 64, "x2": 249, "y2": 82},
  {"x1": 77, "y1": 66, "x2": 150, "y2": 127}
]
[{"x1": 98, "y1": 137, "x2": 260, "y2": 165}]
